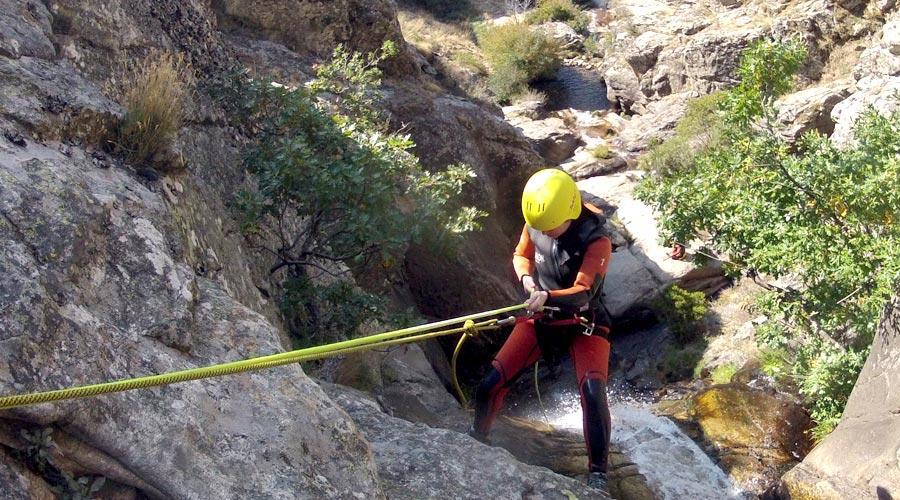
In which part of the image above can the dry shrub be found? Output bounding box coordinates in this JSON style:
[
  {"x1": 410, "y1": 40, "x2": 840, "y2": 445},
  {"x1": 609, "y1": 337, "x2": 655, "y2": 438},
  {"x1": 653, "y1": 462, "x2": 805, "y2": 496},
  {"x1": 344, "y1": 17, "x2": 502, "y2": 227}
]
[
  {"x1": 114, "y1": 51, "x2": 193, "y2": 171},
  {"x1": 513, "y1": 87, "x2": 547, "y2": 104}
]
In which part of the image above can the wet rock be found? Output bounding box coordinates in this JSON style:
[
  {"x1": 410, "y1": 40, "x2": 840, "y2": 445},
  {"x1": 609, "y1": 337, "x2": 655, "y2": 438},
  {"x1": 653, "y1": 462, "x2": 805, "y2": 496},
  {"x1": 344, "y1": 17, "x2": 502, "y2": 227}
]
[
  {"x1": 614, "y1": 404, "x2": 743, "y2": 498},
  {"x1": 514, "y1": 116, "x2": 582, "y2": 165},
  {"x1": 491, "y1": 416, "x2": 655, "y2": 499},
  {"x1": 779, "y1": 281, "x2": 900, "y2": 497},
  {"x1": 689, "y1": 384, "x2": 813, "y2": 494},
  {"x1": 775, "y1": 80, "x2": 853, "y2": 141},
  {"x1": 324, "y1": 383, "x2": 611, "y2": 499},
  {"x1": 608, "y1": 452, "x2": 657, "y2": 500}
]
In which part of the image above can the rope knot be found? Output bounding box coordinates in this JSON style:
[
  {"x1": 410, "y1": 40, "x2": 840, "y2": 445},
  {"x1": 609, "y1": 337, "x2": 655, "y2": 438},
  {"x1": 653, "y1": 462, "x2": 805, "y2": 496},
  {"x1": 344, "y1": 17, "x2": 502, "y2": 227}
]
[{"x1": 462, "y1": 319, "x2": 478, "y2": 339}]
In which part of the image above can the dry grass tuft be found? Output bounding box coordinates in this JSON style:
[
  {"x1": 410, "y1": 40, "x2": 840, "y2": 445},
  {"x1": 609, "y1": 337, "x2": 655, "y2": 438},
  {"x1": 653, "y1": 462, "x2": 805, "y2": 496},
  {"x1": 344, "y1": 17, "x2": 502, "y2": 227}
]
[
  {"x1": 114, "y1": 51, "x2": 193, "y2": 171},
  {"x1": 513, "y1": 87, "x2": 547, "y2": 104}
]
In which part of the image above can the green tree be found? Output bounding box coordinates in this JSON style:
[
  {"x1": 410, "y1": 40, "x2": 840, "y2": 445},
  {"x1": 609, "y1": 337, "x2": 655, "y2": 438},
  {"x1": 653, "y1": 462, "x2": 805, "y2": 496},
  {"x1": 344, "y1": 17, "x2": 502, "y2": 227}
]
[
  {"x1": 220, "y1": 42, "x2": 486, "y2": 345},
  {"x1": 636, "y1": 39, "x2": 900, "y2": 438}
]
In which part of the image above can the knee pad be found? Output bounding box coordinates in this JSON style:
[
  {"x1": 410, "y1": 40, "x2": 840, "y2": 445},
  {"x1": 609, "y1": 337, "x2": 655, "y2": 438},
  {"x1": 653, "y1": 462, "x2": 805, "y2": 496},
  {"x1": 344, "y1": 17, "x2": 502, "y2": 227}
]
[
  {"x1": 581, "y1": 377, "x2": 609, "y2": 414},
  {"x1": 474, "y1": 367, "x2": 504, "y2": 405}
]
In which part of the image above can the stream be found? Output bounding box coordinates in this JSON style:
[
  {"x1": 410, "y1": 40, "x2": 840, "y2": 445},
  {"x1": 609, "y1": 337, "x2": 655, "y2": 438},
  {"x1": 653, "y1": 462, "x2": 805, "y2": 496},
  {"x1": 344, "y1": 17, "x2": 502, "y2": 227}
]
[
  {"x1": 534, "y1": 65, "x2": 610, "y2": 112},
  {"x1": 502, "y1": 332, "x2": 752, "y2": 499}
]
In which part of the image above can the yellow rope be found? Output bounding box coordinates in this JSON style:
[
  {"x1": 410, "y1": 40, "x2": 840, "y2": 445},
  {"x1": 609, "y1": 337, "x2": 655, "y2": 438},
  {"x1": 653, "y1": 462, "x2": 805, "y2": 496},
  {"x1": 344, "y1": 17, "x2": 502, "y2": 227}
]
[
  {"x1": 0, "y1": 304, "x2": 526, "y2": 410},
  {"x1": 451, "y1": 320, "x2": 479, "y2": 407}
]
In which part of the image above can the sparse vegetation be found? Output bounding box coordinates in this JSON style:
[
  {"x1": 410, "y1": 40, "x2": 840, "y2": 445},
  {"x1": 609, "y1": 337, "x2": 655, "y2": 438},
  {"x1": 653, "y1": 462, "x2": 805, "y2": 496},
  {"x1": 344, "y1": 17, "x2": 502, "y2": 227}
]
[
  {"x1": 514, "y1": 87, "x2": 548, "y2": 104},
  {"x1": 590, "y1": 144, "x2": 611, "y2": 159},
  {"x1": 660, "y1": 340, "x2": 707, "y2": 381},
  {"x1": 639, "y1": 91, "x2": 726, "y2": 176},
  {"x1": 527, "y1": 0, "x2": 590, "y2": 33},
  {"x1": 14, "y1": 427, "x2": 107, "y2": 499},
  {"x1": 710, "y1": 363, "x2": 739, "y2": 384},
  {"x1": 583, "y1": 34, "x2": 604, "y2": 58},
  {"x1": 476, "y1": 22, "x2": 562, "y2": 103},
  {"x1": 113, "y1": 51, "x2": 193, "y2": 171}
]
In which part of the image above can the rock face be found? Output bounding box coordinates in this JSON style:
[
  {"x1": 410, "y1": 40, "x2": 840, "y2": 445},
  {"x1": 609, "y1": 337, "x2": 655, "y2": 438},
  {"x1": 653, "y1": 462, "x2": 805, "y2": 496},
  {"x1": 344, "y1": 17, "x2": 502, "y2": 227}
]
[
  {"x1": 603, "y1": 0, "x2": 850, "y2": 110},
  {"x1": 775, "y1": 80, "x2": 853, "y2": 141},
  {"x1": 318, "y1": 343, "x2": 468, "y2": 431},
  {"x1": 830, "y1": 10, "x2": 900, "y2": 146},
  {"x1": 0, "y1": 136, "x2": 382, "y2": 498},
  {"x1": 779, "y1": 283, "x2": 900, "y2": 498},
  {"x1": 382, "y1": 85, "x2": 541, "y2": 318},
  {"x1": 0, "y1": 0, "x2": 560, "y2": 497},
  {"x1": 513, "y1": 116, "x2": 582, "y2": 165},
  {"x1": 688, "y1": 385, "x2": 812, "y2": 494},
  {"x1": 0, "y1": 447, "x2": 55, "y2": 500},
  {"x1": 535, "y1": 21, "x2": 585, "y2": 51},
  {"x1": 213, "y1": 0, "x2": 413, "y2": 67},
  {"x1": 323, "y1": 383, "x2": 610, "y2": 499}
]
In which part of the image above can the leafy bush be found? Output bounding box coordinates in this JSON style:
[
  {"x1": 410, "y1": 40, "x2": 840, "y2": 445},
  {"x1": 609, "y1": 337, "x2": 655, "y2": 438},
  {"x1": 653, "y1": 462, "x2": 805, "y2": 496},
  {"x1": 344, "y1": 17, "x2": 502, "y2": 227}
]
[
  {"x1": 710, "y1": 363, "x2": 739, "y2": 384},
  {"x1": 635, "y1": 38, "x2": 900, "y2": 439},
  {"x1": 219, "y1": 42, "x2": 485, "y2": 344},
  {"x1": 656, "y1": 284, "x2": 709, "y2": 343},
  {"x1": 114, "y1": 51, "x2": 193, "y2": 171},
  {"x1": 527, "y1": 0, "x2": 590, "y2": 32},
  {"x1": 759, "y1": 346, "x2": 791, "y2": 383},
  {"x1": 583, "y1": 34, "x2": 604, "y2": 58},
  {"x1": 476, "y1": 23, "x2": 561, "y2": 103},
  {"x1": 590, "y1": 144, "x2": 610, "y2": 159}
]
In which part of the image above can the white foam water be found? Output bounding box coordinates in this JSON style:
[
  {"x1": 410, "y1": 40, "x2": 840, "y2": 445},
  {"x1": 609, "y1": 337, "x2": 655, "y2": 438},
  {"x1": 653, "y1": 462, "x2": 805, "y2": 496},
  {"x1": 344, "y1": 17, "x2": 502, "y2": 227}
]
[{"x1": 533, "y1": 390, "x2": 751, "y2": 500}]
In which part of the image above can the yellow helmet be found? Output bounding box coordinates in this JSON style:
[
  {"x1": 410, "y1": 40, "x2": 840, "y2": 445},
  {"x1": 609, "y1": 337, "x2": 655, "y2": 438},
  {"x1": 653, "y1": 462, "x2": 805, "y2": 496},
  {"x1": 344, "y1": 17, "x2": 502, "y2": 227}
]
[{"x1": 521, "y1": 169, "x2": 581, "y2": 231}]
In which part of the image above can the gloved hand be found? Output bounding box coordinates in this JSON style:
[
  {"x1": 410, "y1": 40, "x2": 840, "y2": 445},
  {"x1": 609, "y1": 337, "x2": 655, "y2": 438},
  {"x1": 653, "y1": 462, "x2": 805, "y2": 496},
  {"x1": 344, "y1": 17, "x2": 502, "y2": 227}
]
[
  {"x1": 525, "y1": 290, "x2": 549, "y2": 312},
  {"x1": 521, "y1": 275, "x2": 537, "y2": 294}
]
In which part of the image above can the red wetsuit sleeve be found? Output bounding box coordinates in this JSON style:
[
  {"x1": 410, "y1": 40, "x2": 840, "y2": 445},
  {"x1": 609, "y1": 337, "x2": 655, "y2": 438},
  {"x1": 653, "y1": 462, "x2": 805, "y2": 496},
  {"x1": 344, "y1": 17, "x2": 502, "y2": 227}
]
[
  {"x1": 512, "y1": 225, "x2": 535, "y2": 281},
  {"x1": 547, "y1": 236, "x2": 612, "y2": 308}
]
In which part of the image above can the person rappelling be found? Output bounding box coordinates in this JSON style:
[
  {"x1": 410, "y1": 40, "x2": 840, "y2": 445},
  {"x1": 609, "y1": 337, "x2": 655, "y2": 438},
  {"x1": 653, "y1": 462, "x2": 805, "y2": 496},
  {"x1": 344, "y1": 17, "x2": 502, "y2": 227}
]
[{"x1": 469, "y1": 168, "x2": 614, "y2": 494}]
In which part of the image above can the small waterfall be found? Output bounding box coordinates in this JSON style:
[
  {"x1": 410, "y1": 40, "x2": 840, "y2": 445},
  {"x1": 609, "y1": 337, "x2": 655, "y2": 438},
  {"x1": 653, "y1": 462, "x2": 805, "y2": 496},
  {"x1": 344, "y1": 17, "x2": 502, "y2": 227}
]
[
  {"x1": 510, "y1": 380, "x2": 752, "y2": 499},
  {"x1": 610, "y1": 405, "x2": 751, "y2": 499}
]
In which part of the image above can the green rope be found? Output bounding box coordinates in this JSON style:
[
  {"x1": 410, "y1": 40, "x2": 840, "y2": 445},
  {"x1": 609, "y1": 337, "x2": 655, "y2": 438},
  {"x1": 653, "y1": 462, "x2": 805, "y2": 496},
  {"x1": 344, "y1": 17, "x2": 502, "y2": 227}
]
[{"x1": 0, "y1": 304, "x2": 526, "y2": 410}]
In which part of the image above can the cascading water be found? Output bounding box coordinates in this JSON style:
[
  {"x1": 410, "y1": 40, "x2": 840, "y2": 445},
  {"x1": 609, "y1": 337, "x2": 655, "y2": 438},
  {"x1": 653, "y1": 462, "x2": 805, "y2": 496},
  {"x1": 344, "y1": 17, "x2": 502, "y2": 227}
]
[{"x1": 510, "y1": 382, "x2": 752, "y2": 499}]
